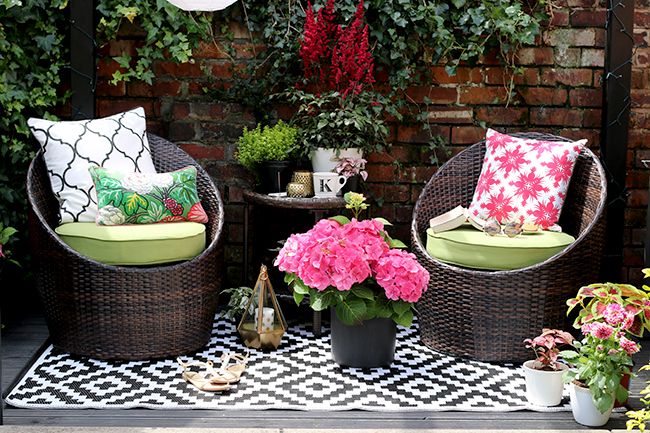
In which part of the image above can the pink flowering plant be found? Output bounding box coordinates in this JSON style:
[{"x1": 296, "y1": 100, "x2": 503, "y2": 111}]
[
  {"x1": 335, "y1": 157, "x2": 368, "y2": 180},
  {"x1": 274, "y1": 193, "x2": 429, "y2": 327},
  {"x1": 560, "y1": 302, "x2": 640, "y2": 414},
  {"x1": 567, "y1": 280, "x2": 650, "y2": 338},
  {"x1": 524, "y1": 329, "x2": 574, "y2": 371}
]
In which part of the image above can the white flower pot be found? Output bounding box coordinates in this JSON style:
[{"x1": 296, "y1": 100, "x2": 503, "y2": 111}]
[
  {"x1": 523, "y1": 360, "x2": 568, "y2": 406},
  {"x1": 569, "y1": 381, "x2": 614, "y2": 427},
  {"x1": 311, "y1": 148, "x2": 363, "y2": 173}
]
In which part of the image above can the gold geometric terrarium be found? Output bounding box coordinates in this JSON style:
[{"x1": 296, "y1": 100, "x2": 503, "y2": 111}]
[{"x1": 237, "y1": 264, "x2": 287, "y2": 350}]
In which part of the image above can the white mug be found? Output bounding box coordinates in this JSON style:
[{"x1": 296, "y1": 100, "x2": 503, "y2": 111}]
[{"x1": 313, "y1": 172, "x2": 347, "y2": 197}]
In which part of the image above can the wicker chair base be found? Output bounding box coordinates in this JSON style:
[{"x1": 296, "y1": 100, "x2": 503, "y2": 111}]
[
  {"x1": 28, "y1": 134, "x2": 224, "y2": 360},
  {"x1": 411, "y1": 133, "x2": 606, "y2": 363}
]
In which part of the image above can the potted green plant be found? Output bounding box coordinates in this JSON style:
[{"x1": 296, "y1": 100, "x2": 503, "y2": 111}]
[
  {"x1": 234, "y1": 120, "x2": 300, "y2": 194},
  {"x1": 560, "y1": 302, "x2": 640, "y2": 426},
  {"x1": 335, "y1": 157, "x2": 367, "y2": 195},
  {"x1": 278, "y1": 0, "x2": 400, "y2": 172},
  {"x1": 274, "y1": 193, "x2": 429, "y2": 368},
  {"x1": 220, "y1": 286, "x2": 254, "y2": 322},
  {"x1": 522, "y1": 329, "x2": 574, "y2": 407}
]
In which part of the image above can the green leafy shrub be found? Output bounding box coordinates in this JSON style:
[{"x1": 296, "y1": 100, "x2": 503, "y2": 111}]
[{"x1": 234, "y1": 121, "x2": 299, "y2": 171}]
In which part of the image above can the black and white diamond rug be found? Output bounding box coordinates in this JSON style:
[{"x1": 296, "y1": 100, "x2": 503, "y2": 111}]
[{"x1": 6, "y1": 317, "x2": 573, "y2": 412}]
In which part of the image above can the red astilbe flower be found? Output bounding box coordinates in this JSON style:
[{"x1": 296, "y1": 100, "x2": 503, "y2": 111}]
[
  {"x1": 299, "y1": 0, "x2": 374, "y2": 98},
  {"x1": 331, "y1": 0, "x2": 375, "y2": 98},
  {"x1": 299, "y1": 0, "x2": 337, "y2": 86}
]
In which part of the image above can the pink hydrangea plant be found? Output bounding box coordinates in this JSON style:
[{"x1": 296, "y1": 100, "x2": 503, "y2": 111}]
[{"x1": 275, "y1": 195, "x2": 429, "y2": 326}]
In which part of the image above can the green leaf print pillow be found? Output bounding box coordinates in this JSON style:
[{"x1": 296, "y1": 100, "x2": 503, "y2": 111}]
[{"x1": 88, "y1": 166, "x2": 209, "y2": 226}]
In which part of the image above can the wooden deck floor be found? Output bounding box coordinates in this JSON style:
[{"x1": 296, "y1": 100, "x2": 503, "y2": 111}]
[{"x1": 1, "y1": 311, "x2": 648, "y2": 430}]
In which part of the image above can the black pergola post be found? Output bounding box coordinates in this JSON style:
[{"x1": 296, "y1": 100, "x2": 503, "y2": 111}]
[
  {"x1": 601, "y1": 0, "x2": 634, "y2": 283},
  {"x1": 70, "y1": 0, "x2": 95, "y2": 120}
]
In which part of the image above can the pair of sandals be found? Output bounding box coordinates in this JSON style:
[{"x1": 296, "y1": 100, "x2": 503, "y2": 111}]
[{"x1": 177, "y1": 352, "x2": 248, "y2": 392}]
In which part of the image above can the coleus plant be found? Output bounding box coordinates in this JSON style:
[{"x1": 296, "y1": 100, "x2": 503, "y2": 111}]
[{"x1": 566, "y1": 277, "x2": 650, "y2": 338}]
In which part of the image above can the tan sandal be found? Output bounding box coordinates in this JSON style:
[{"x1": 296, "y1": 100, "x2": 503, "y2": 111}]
[
  {"x1": 217, "y1": 351, "x2": 249, "y2": 383},
  {"x1": 176, "y1": 357, "x2": 233, "y2": 392}
]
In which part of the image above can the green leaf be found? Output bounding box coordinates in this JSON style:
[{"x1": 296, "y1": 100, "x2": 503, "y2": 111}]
[
  {"x1": 392, "y1": 309, "x2": 413, "y2": 327},
  {"x1": 310, "y1": 289, "x2": 335, "y2": 311},
  {"x1": 123, "y1": 192, "x2": 147, "y2": 214},
  {"x1": 335, "y1": 295, "x2": 367, "y2": 325},
  {"x1": 351, "y1": 284, "x2": 375, "y2": 301}
]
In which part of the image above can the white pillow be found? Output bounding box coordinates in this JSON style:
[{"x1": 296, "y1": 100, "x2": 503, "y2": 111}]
[
  {"x1": 28, "y1": 107, "x2": 156, "y2": 223},
  {"x1": 467, "y1": 129, "x2": 586, "y2": 231}
]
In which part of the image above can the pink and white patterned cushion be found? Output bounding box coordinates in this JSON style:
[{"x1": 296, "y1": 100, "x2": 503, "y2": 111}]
[{"x1": 467, "y1": 129, "x2": 586, "y2": 231}]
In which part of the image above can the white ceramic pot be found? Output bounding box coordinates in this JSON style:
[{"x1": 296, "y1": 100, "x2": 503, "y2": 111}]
[
  {"x1": 569, "y1": 381, "x2": 614, "y2": 427},
  {"x1": 523, "y1": 361, "x2": 568, "y2": 406},
  {"x1": 311, "y1": 148, "x2": 363, "y2": 173}
]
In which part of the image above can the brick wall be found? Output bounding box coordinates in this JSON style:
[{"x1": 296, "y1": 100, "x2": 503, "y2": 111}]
[{"x1": 96, "y1": 0, "x2": 650, "y2": 289}]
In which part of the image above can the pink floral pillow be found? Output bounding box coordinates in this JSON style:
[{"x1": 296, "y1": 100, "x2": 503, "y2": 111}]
[{"x1": 467, "y1": 129, "x2": 587, "y2": 231}]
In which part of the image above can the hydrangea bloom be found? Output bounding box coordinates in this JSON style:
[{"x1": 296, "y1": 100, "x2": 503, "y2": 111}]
[{"x1": 275, "y1": 218, "x2": 429, "y2": 303}]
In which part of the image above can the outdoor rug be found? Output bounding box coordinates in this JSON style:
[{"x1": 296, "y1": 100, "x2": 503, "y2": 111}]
[{"x1": 6, "y1": 316, "x2": 575, "y2": 412}]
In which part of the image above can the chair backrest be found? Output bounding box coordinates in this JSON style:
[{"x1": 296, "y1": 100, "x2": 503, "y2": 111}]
[{"x1": 413, "y1": 133, "x2": 607, "y2": 244}]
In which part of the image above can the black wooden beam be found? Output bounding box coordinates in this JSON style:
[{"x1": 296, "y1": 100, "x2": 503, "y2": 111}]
[
  {"x1": 69, "y1": 0, "x2": 95, "y2": 120},
  {"x1": 601, "y1": 0, "x2": 634, "y2": 282}
]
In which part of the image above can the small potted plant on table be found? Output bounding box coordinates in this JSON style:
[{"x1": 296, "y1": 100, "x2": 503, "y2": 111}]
[
  {"x1": 234, "y1": 120, "x2": 299, "y2": 194},
  {"x1": 523, "y1": 329, "x2": 574, "y2": 406}
]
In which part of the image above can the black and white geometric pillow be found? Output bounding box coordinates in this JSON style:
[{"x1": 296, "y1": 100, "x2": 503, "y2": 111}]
[{"x1": 28, "y1": 107, "x2": 157, "y2": 223}]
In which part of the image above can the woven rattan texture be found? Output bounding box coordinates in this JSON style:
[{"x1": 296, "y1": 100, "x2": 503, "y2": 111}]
[
  {"x1": 27, "y1": 134, "x2": 225, "y2": 360},
  {"x1": 411, "y1": 133, "x2": 607, "y2": 363}
]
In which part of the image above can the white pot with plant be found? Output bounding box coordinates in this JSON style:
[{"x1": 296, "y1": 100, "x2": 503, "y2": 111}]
[
  {"x1": 335, "y1": 157, "x2": 367, "y2": 195},
  {"x1": 522, "y1": 329, "x2": 574, "y2": 406},
  {"x1": 560, "y1": 302, "x2": 641, "y2": 426}
]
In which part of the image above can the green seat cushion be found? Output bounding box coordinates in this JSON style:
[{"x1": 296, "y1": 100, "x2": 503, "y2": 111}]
[
  {"x1": 426, "y1": 223, "x2": 575, "y2": 271},
  {"x1": 55, "y1": 222, "x2": 206, "y2": 266}
]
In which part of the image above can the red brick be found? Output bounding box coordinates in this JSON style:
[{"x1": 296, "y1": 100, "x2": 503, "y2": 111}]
[
  {"x1": 404, "y1": 86, "x2": 457, "y2": 104},
  {"x1": 395, "y1": 205, "x2": 414, "y2": 223},
  {"x1": 484, "y1": 68, "x2": 538, "y2": 86},
  {"x1": 173, "y1": 103, "x2": 191, "y2": 119},
  {"x1": 518, "y1": 88, "x2": 568, "y2": 106},
  {"x1": 581, "y1": 49, "x2": 605, "y2": 67},
  {"x1": 368, "y1": 203, "x2": 395, "y2": 221},
  {"x1": 97, "y1": 58, "x2": 123, "y2": 79},
  {"x1": 631, "y1": 228, "x2": 647, "y2": 246},
  {"x1": 571, "y1": 10, "x2": 607, "y2": 27},
  {"x1": 544, "y1": 28, "x2": 596, "y2": 46},
  {"x1": 398, "y1": 166, "x2": 437, "y2": 184},
  {"x1": 550, "y1": 9, "x2": 570, "y2": 26},
  {"x1": 96, "y1": 79, "x2": 126, "y2": 97},
  {"x1": 626, "y1": 170, "x2": 649, "y2": 189},
  {"x1": 97, "y1": 100, "x2": 153, "y2": 118},
  {"x1": 595, "y1": 28, "x2": 607, "y2": 48},
  {"x1": 555, "y1": 48, "x2": 582, "y2": 67},
  {"x1": 116, "y1": 18, "x2": 147, "y2": 38},
  {"x1": 155, "y1": 60, "x2": 205, "y2": 78},
  {"x1": 458, "y1": 86, "x2": 512, "y2": 105},
  {"x1": 384, "y1": 184, "x2": 410, "y2": 203},
  {"x1": 632, "y1": 90, "x2": 650, "y2": 108},
  {"x1": 169, "y1": 122, "x2": 196, "y2": 141},
  {"x1": 178, "y1": 143, "x2": 224, "y2": 161},
  {"x1": 228, "y1": 186, "x2": 245, "y2": 203},
  {"x1": 515, "y1": 48, "x2": 554, "y2": 66},
  {"x1": 368, "y1": 145, "x2": 419, "y2": 164},
  {"x1": 584, "y1": 109, "x2": 602, "y2": 127},
  {"x1": 540, "y1": 68, "x2": 593, "y2": 86},
  {"x1": 210, "y1": 62, "x2": 235, "y2": 79},
  {"x1": 234, "y1": 43, "x2": 267, "y2": 59},
  {"x1": 429, "y1": 66, "x2": 482, "y2": 85},
  {"x1": 366, "y1": 165, "x2": 395, "y2": 183},
  {"x1": 476, "y1": 106, "x2": 528, "y2": 125},
  {"x1": 451, "y1": 126, "x2": 486, "y2": 145},
  {"x1": 637, "y1": 11, "x2": 650, "y2": 28},
  {"x1": 566, "y1": 0, "x2": 603, "y2": 6},
  {"x1": 628, "y1": 189, "x2": 648, "y2": 207},
  {"x1": 530, "y1": 107, "x2": 583, "y2": 126},
  {"x1": 127, "y1": 81, "x2": 154, "y2": 97},
  {"x1": 425, "y1": 107, "x2": 473, "y2": 124},
  {"x1": 570, "y1": 89, "x2": 603, "y2": 107},
  {"x1": 397, "y1": 125, "x2": 443, "y2": 144},
  {"x1": 193, "y1": 41, "x2": 230, "y2": 59},
  {"x1": 154, "y1": 81, "x2": 181, "y2": 97}
]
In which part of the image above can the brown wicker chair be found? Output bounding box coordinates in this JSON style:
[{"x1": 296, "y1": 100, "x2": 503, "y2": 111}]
[
  {"x1": 411, "y1": 132, "x2": 607, "y2": 362},
  {"x1": 27, "y1": 134, "x2": 224, "y2": 360}
]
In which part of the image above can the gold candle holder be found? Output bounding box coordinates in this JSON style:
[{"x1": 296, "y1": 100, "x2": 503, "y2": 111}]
[
  {"x1": 291, "y1": 170, "x2": 314, "y2": 196},
  {"x1": 286, "y1": 182, "x2": 308, "y2": 198}
]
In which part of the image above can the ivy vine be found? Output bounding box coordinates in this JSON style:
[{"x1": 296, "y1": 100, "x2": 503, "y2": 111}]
[{"x1": 0, "y1": 0, "x2": 70, "y2": 279}]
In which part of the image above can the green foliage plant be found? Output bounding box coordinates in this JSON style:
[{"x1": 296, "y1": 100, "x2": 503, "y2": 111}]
[
  {"x1": 0, "y1": 0, "x2": 70, "y2": 277},
  {"x1": 234, "y1": 120, "x2": 299, "y2": 172},
  {"x1": 220, "y1": 286, "x2": 254, "y2": 321}
]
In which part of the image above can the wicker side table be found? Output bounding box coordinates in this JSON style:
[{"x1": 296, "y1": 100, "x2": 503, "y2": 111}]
[{"x1": 242, "y1": 190, "x2": 346, "y2": 336}]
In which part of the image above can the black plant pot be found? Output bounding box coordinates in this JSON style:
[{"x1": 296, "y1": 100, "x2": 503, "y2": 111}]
[
  {"x1": 329, "y1": 307, "x2": 396, "y2": 368},
  {"x1": 338, "y1": 174, "x2": 361, "y2": 196},
  {"x1": 258, "y1": 160, "x2": 297, "y2": 194}
]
